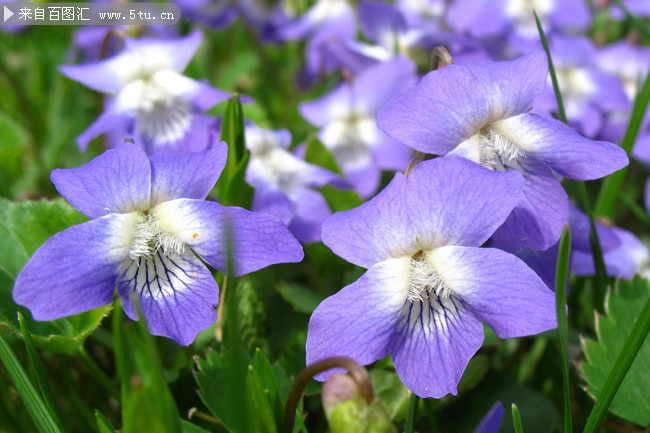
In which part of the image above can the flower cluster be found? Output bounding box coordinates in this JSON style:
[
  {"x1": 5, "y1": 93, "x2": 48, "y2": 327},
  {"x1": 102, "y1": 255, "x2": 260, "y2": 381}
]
[{"x1": 9, "y1": 0, "x2": 650, "y2": 417}]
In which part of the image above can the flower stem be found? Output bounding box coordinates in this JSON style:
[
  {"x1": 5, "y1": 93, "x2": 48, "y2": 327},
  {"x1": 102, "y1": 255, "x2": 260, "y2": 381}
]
[{"x1": 284, "y1": 357, "x2": 373, "y2": 433}]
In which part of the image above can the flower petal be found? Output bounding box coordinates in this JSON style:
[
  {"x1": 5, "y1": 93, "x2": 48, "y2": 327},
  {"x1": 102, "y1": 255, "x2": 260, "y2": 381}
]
[
  {"x1": 51, "y1": 143, "x2": 151, "y2": 219},
  {"x1": 306, "y1": 257, "x2": 411, "y2": 377},
  {"x1": 491, "y1": 113, "x2": 629, "y2": 180},
  {"x1": 429, "y1": 246, "x2": 557, "y2": 338},
  {"x1": 352, "y1": 56, "x2": 418, "y2": 115},
  {"x1": 490, "y1": 160, "x2": 569, "y2": 250},
  {"x1": 76, "y1": 106, "x2": 133, "y2": 151},
  {"x1": 149, "y1": 142, "x2": 227, "y2": 205},
  {"x1": 123, "y1": 30, "x2": 203, "y2": 73},
  {"x1": 117, "y1": 248, "x2": 219, "y2": 345},
  {"x1": 378, "y1": 63, "x2": 486, "y2": 155},
  {"x1": 13, "y1": 213, "x2": 135, "y2": 320},
  {"x1": 288, "y1": 188, "x2": 332, "y2": 244},
  {"x1": 377, "y1": 51, "x2": 548, "y2": 155},
  {"x1": 151, "y1": 199, "x2": 304, "y2": 276},
  {"x1": 390, "y1": 293, "x2": 484, "y2": 398},
  {"x1": 323, "y1": 157, "x2": 525, "y2": 268}
]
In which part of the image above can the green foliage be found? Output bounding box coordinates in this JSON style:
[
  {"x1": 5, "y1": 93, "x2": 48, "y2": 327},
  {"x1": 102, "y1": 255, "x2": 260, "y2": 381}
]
[
  {"x1": 194, "y1": 345, "x2": 291, "y2": 433},
  {"x1": 276, "y1": 282, "x2": 324, "y2": 314},
  {"x1": 581, "y1": 277, "x2": 650, "y2": 426},
  {"x1": 0, "y1": 332, "x2": 65, "y2": 433},
  {"x1": 512, "y1": 403, "x2": 524, "y2": 433},
  {"x1": 0, "y1": 111, "x2": 32, "y2": 199},
  {"x1": 369, "y1": 370, "x2": 411, "y2": 423},
  {"x1": 216, "y1": 95, "x2": 254, "y2": 209},
  {"x1": 94, "y1": 411, "x2": 117, "y2": 433},
  {"x1": 0, "y1": 198, "x2": 111, "y2": 353},
  {"x1": 113, "y1": 304, "x2": 183, "y2": 433}
]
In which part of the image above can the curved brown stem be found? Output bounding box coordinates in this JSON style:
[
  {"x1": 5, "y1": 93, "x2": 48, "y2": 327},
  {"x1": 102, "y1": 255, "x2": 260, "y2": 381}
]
[
  {"x1": 284, "y1": 357, "x2": 373, "y2": 433},
  {"x1": 430, "y1": 46, "x2": 454, "y2": 70}
]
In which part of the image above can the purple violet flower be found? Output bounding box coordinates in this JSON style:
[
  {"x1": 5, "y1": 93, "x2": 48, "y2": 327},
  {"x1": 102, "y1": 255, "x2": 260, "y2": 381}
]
[
  {"x1": 306, "y1": 157, "x2": 556, "y2": 398},
  {"x1": 13, "y1": 143, "x2": 304, "y2": 345},
  {"x1": 174, "y1": 0, "x2": 237, "y2": 29},
  {"x1": 378, "y1": 50, "x2": 628, "y2": 250},
  {"x1": 279, "y1": 0, "x2": 355, "y2": 42},
  {"x1": 474, "y1": 402, "x2": 505, "y2": 433},
  {"x1": 60, "y1": 30, "x2": 230, "y2": 154},
  {"x1": 496, "y1": 202, "x2": 649, "y2": 290},
  {"x1": 245, "y1": 122, "x2": 348, "y2": 243},
  {"x1": 300, "y1": 57, "x2": 417, "y2": 198},
  {"x1": 447, "y1": 0, "x2": 591, "y2": 57},
  {"x1": 533, "y1": 36, "x2": 630, "y2": 138}
]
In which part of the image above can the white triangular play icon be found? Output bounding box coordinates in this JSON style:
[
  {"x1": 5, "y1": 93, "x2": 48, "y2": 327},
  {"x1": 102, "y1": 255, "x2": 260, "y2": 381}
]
[{"x1": 3, "y1": 6, "x2": 14, "y2": 22}]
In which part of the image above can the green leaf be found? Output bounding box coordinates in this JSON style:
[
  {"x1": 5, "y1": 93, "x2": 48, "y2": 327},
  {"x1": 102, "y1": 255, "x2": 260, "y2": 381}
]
[
  {"x1": 179, "y1": 420, "x2": 210, "y2": 433},
  {"x1": 276, "y1": 282, "x2": 324, "y2": 314},
  {"x1": 194, "y1": 346, "x2": 251, "y2": 433},
  {"x1": 94, "y1": 410, "x2": 117, "y2": 433},
  {"x1": 245, "y1": 363, "x2": 278, "y2": 433},
  {"x1": 554, "y1": 227, "x2": 572, "y2": 433},
  {"x1": 512, "y1": 404, "x2": 524, "y2": 433},
  {"x1": 216, "y1": 95, "x2": 254, "y2": 208},
  {"x1": 0, "y1": 331, "x2": 65, "y2": 433},
  {"x1": 0, "y1": 198, "x2": 112, "y2": 353},
  {"x1": 581, "y1": 277, "x2": 650, "y2": 427},
  {"x1": 17, "y1": 313, "x2": 64, "y2": 431},
  {"x1": 113, "y1": 304, "x2": 183, "y2": 433},
  {"x1": 253, "y1": 348, "x2": 285, "y2": 432},
  {"x1": 195, "y1": 346, "x2": 285, "y2": 433}
]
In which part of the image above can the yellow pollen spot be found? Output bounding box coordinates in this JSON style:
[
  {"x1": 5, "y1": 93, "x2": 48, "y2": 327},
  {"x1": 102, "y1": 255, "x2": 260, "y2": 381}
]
[{"x1": 192, "y1": 232, "x2": 198, "y2": 239}]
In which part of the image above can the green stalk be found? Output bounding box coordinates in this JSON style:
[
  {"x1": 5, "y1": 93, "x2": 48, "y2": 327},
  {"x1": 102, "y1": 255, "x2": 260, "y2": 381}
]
[
  {"x1": 404, "y1": 393, "x2": 419, "y2": 433},
  {"x1": 555, "y1": 228, "x2": 573, "y2": 433}
]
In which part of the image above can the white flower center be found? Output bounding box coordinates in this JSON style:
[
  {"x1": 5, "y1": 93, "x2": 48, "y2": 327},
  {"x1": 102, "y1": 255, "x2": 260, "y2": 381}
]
[
  {"x1": 397, "y1": 250, "x2": 462, "y2": 335},
  {"x1": 406, "y1": 251, "x2": 453, "y2": 303},
  {"x1": 479, "y1": 127, "x2": 526, "y2": 171},
  {"x1": 138, "y1": 96, "x2": 193, "y2": 146},
  {"x1": 129, "y1": 211, "x2": 185, "y2": 260},
  {"x1": 321, "y1": 115, "x2": 375, "y2": 171}
]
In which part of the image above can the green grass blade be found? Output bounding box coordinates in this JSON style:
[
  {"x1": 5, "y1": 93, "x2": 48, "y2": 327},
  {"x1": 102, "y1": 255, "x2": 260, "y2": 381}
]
[
  {"x1": 512, "y1": 404, "x2": 524, "y2": 433},
  {"x1": 535, "y1": 12, "x2": 609, "y2": 309},
  {"x1": 534, "y1": 11, "x2": 566, "y2": 124},
  {"x1": 582, "y1": 293, "x2": 650, "y2": 433},
  {"x1": 0, "y1": 331, "x2": 65, "y2": 433},
  {"x1": 17, "y1": 313, "x2": 64, "y2": 431},
  {"x1": 404, "y1": 393, "x2": 418, "y2": 433},
  {"x1": 594, "y1": 70, "x2": 650, "y2": 218},
  {"x1": 555, "y1": 227, "x2": 573, "y2": 433},
  {"x1": 610, "y1": 0, "x2": 650, "y2": 38}
]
